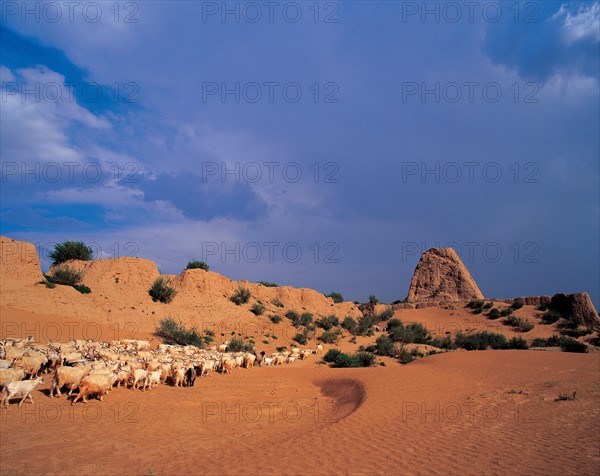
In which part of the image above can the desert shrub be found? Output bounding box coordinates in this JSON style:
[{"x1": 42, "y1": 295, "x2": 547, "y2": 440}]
[
  {"x1": 531, "y1": 337, "x2": 550, "y2": 347},
  {"x1": 388, "y1": 322, "x2": 432, "y2": 344},
  {"x1": 230, "y1": 286, "x2": 251, "y2": 305},
  {"x1": 355, "y1": 315, "x2": 377, "y2": 336},
  {"x1": 467, "y1": 299, "x2": 485, "y2": 309},
  {"x1": 287, "y1": 312, "x2": 313, "y2": 328},
  {"x1": 270, "y1": 314, "x2": 282, "y2": 324},
  {"x1": 559, "y1": 327, "x2": 593, "y2": 338},
  {"x1": 318, "y1": 328, "x2": 342, "y2": 344},
  {"x1": 511, "y1": 298, "x2": 525, "y2": 310},
  {"x1": 391, "y1": 299, "x2": 406, "y2": 305},
  {"x1": 324, "y1": 348, "x2": 343, "y2": 363},
  {"x1": 500, "y1": 307, "x2": 513, "y2": 317},
  {"x1": 560, "y1": 337, "x2": 587, "y2": 353},
  {"x1": 387, "y1": 318, "x2": 403, "y2": 330},
  {"x1": 454, "y1": 331, "x2": 507, "y2": 350},
  {"x1": 258, "y1": 281, "x2": 278, "y2": 287},
  {"x1": 483, "y1": 302, "x2": 494, "y2": 309},
  {"x1": 541, "y1": 310, "x2": 561, "y2": 324},
  {"x1": 353, "y1": 351, "x2": 376, "y2": 367},
  {"x1": 186, "y1": 260, "x2": 209, "y2": 271},
  {"x1": 156, "y1": 317, "x2": 211, "y2": 348},
  {"x1": 316, "y1": 315, "x2": 339, "y2": 330},
  {"x1": 293, "y1": 333, "x2": 308, "y2": 345},
  {"x1": 250, "y1": 302, "x2": 265, "y2": 315},
  {"x1": 488, "y1": 308, "x2": 501, "y2": 320},
  {"x1": 368, "y1": 295, "x2": 379, "y2": 305},
  {"x1": 431, "y1": 336, "x2": 454, "y2": 349},
  {"x1": 73, "y1": 284, "x2": 91, "y2": 294},
  {"x1": 149, "y1": 277, "x2": 177, "y2": 303},
  {"x1": 537, "y1": 303, "x2": 549, "y2": 311},
  {"x1": 48, "y1": 241, "x2": 93, "y2": 265},
  {"x1": 375, "y1": 334, "x2": 395, "y2": 356},
  {"x1": 326, "y1": 291, "x2": 344, "y2": 303},
  {"x1": 44, "y1": 280, "x2": 56, "y2": 289},
  {"x1": 505, "y1": 315, "x2": 534, "y2": 332},
  {"x1": 507, "y1": 337, "x2": 529, "y2": 349},
  {"x1": 227, "y1": 337, "x2": 254, "y2": 352},
  {"x1": 48, "y1": 265, "x2": 85, "y2": 286},
  {"x1": 378, "y1": 308, "x2": 394, "y2": 321},
  {"x1": 299, "y1": 312, "x2": 313, "y2": 327},
  {"x1": 285, "y1": 310, "x2": 300, "y2": 322},
  {"x1": 398, "y1": 348, "x2": 415, "y2": 365},
  {"x1": 272, "y1": 297, "x2": 284, "y2": 308},
  {"x1": 341, "y1": 316, "x2": 357, "y2": 333}
]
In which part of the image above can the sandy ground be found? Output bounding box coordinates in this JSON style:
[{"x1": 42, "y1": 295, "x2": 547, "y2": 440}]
[{"x1": 1, "y1": 350, "x2": 598, "y2": 476}]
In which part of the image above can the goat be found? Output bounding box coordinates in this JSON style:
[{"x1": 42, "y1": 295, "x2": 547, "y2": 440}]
[{"x1": 1, "y1": 376, "x2": 44, "y2": 407}]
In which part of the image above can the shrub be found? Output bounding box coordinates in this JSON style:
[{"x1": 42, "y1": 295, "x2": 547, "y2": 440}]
[
  {"x1": 258, "y1": 281, "x2": 278, "y2": 287},
  {"x1": 227, "y1": 337, "x2": 254, "y2": 352},
  {"x1": 230, "y1": 287, "x2": 251, "y2": 305},
  {"x1": 488, "y1": 308, "x2": 501, "y2": 320},
  {"x1": 326, "y1": 292, "x2": 344, "y2": 303},
  {"x1": 48, "y1": 241, "x2": 93, "y2": 265},
  {"x1": 353, "y1": 351, "x2": 376, "y2": 367},
  {"x1": 375, "y1": 334, "x2": 395, "y2": 356},
  {"x1": 507, "y1": 337, "x2": 529, "y2": 349},
  {"x1": 316, "y1": 315, "x2": 339, "y2": 330},
  {"x1": 48, "y1": 265, "x2": 85, "y2": 286},
  {"x1": 186, "y1": 260, "x2": 209, "y2": 271},
  {"x1": 541, "y1": 310, "x2": 561, "y2": 324},
  {"x1": 324, "y1": 348, "x2": 343, "y2": 363},
  {"x1": 368, "y1": 295, "x2": 379, "y2": 305},
  {"x1": 286, "y1": 310, "x2": 300, "y2": 322},
  {"x1": 431, "y1": 336, "x2": 454, "y2": 349},
  {"x1": 293, "y1": 333, "x2": 308, "y2": 345},
  {"x1": 560, "y1": 337, "x2": 587, "y2": 353},
  {"x1": 559, "y1": 327, "x2": 593, "y2": 338},
  {"x1": 466, "y1": 299, "x2": 485, "y2": 309},
  {"x1": 398, "y1": 348, "x2": 415, "y2": 364},
  {"x1": 155, "y1": 317, "x2": 211, "y2": 348},
  {"x1": 505, "y1": 315, "x2": 534, "y2": 332},
  {"x1": 454, "y1": 331, "x2": 507, "y2": 350},
  {"x1": 387, "y1": 318, "x2": 403, "y2": 329},
  {"x1": 287, "y1": 311, "x2": 313, "y2": 328},
  {"x1": 44, "y1": 280, "x2": 56, "y2": 289},
  {"x1": 500, "y1": 307, "x2": 513, "y2": 317},
  {"x1": 250, "y1": 302, "x2": 265, "y2": 315},
  {"x1": 73, "y1": 284, "x2": 91, "y2": 294},
  {"x1": 272, "y1": 297, "x2": 284, "y2": 308},
  {"x1": 378, "y1": 308, "x2": 394, "y2": 321},
  {"x1": 483, "y1": 302, "x2": 494, "y2": 309},
  {"x1": 511, "y1": 298, "x2": 525, "y2": 310},
  {"x1": 341, "y1": 316, "x2": 357, "y2": 333},
  {"x1": 270, "y1": 314, "x2": 282, "y2": 324},
  {"x1": 149, "y1": 277, "x2": 177, "y2": 303},
  {"x1": 388, "y1": 322, "x2": 432, "y2": 344},
  {"x1": 318, "y1": 329, "x2": 342, "y2": 344},
  {"x1": 391, "y1": 299, "x2": 406, "y2": 305}
]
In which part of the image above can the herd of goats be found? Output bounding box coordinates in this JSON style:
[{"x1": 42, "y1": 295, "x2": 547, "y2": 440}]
[{"x1": 0, "y1": 337, "x2": 323, "y2": 407}]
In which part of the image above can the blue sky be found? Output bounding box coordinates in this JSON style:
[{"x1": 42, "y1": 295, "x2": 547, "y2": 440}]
[{"x1": 1, "y1": 1, "x2": 599, "y2": 305}]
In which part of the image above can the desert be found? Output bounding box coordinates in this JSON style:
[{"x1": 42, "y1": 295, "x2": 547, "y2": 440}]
[{"x1": 0, "y1": 236, "x2": 598, "y2": 476}]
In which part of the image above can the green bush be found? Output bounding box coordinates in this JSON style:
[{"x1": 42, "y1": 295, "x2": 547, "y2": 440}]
[
  {"x1": 316, "y1": 315, "x2": 339, "y2": 330},
  {"x1": 511, "y1": 298, "x2": 525, "y2": 310},
  {"x1": 270, "y1": 314, "x2": 282, "y2": 324},
  {"x1": 272, "y1": 297, "x2": 284, "y2": 308},
  {"x1": 285, "y1": 310, "x2": 300, "y2": 322},
  {"x1": 286, "y1": 311, "x2": 313, "y2": 328},
  {"x1": 560, "y1": 337, "x2": 588, "y2": 353},
  {"x1": 155, "y1": 317, "x2": 211, "y2": 348},
  {"x1": 326, "y1": 291, "x2": 344, "y2": 303},
  {"x1": 227, "y1": 337, "x2": 254, "y2": 352},
  {"x1": 368, "y1": 295, "x2": 379, "y2": 305},
  {"x1": 483, "y1": 302, "x2": 494, "y2": 309},
  {"x1": 431, "y1": 336, "x2": 454, "y2": 349},
  {"x1": 454, "y1": 331, "x2": 507, "y2": 350},
  {"x1": 74, "y1": 284, "x2": 91, "y2": 294},
  {"x1": 341, "y1": 316, "x2": 357, "y2": 334},
  {"x1": 186, "y1": 260, "x2": 209, "y2": 271},
  {"x1": 375, "y1": 334, "x2": 395, "y2": 356},
  {"x1": 230, "y1": 287, "x2": 251, "y2": 305},
  {"x1": 500, "y1": 307, "x2": 513, "y2": 317},
  {"x1": 250, "y1": 302, "x2": 265, "y2": 315},
  {"x1": 48, "y1": 241, "x2": 93, "y2": 265},
  {"x1": 398, "y1": 348, "x2": 415, "y2": 364},
  {"x1": 507, "y1": 337, "x2": 529, "y2": 349},
  {"x1": 488, "y1": 308, "x2": 501, "y2": 320},
  {"x1": 293, "y1": 333, "x2": 308, "y2": 345},
  {"x1": 258, "y1": 281, "x2": 278, "y2": 287},
  {"x1": 378, "y1": 308, "x2": 394, "y2": 321},
  {"x1": 387, "y1": 318, "x2": 403, "y2": 329},
  {"x1": 324, "y1": 348, "x2": 343, "y2": 363},
  {"x1": 466, "y1": 299, "x2": 485, "y2": 309},
  {"x1": 541, "y1": 310, "x2": 561, "y2": 324},
  {"x1": 505, "y1": 315, "x2": 534, "y2": 332},
  {"x1": 353, "y1": 351, "x2": 376, "y2": 367},
  {"x1": 318, "y1": 328, "x2": 342, "y2": 344},
  {"x1": 323, "y1": 348, "x2": 375, "y2": 368},
  {"x1": 388, "y1": 322, "x2": 432, "y2": 344},
  {"x1": 48, "y1": 265, "x2": 85, "y2": 286},
  {"x1": 149, "y1": 277, "x2": 177, "y2": 303}
]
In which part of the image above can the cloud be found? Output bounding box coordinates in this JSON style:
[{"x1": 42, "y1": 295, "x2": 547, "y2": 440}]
[{"x1": 483, "y1": 1, "x2": 599, "y2": 82}]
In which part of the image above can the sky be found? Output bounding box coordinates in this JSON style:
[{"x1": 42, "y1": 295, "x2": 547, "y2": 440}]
[{"x1": 1, "y1": 0, "x2": 599, "y2": 305}]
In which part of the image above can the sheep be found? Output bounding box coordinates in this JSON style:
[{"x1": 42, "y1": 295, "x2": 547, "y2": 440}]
[
  {"x1": 262, "y1": 357, "x2": 273, "y2": 367},
  {"x1": 50, "y1": 365, "x2": 91, "y2": 397},
  {"x1": 199, "y1": 360, "x2": 215, "y2": 377},
  {"x1": 131, "y1": 369, "x2": 148, "y2": 390},
  {"x1": 234, "y1": 355, "x2": 244, "y2": 369},
  {"x1": 13, "y1": 353, "x2": 48, "y2": 378},
  {"x1": 274, "y1": 355, "x2": 286, "y2": 366},
  {"x1": 221, "y1": 358, "x2": 235, "y2": 375},
  {"x1": 0, "y1": 368, "x2": 26, "y2": 387},
  {"x1": 315, "y1": 344, "x2": 323, "y2": 354},
  {"x1": 243, "y1": 353, "x2": 256, "y2": 369},
  {"x1": 300, "y1": 350, "x2": 312, "y2": 360},
  {"x1": 170, "y1": 365, "x2": 185, "y2": 387},
  {"x1": 287, "y1": 356, "x2": 296, "y2": 364},
  {"x1": 145, "y1": 370, "x2": 162, "y2": 390},
  {"x1": 1, "y1": 376, "x2": 44, "y2": 407},
  {"x1": 71, "y1": 373, "x2": 116, "y2": 404}
]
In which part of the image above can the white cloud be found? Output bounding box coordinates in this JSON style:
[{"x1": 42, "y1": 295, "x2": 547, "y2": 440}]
[{"x1": 561, "y1": 2, "x2": 600, "y2": 45}]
